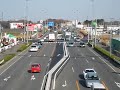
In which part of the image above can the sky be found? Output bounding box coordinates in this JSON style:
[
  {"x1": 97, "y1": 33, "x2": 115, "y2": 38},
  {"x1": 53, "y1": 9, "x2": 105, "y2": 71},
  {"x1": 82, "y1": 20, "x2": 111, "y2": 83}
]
[{"x1": 0, "y1": 0, "x2": 120, "y2": 22}]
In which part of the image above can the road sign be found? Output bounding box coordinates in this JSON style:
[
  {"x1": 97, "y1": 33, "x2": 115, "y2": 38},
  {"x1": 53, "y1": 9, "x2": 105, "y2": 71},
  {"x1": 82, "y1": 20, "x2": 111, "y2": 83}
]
[{"x1": 48, "y1": 22, "x2": 54, "y2": 27}]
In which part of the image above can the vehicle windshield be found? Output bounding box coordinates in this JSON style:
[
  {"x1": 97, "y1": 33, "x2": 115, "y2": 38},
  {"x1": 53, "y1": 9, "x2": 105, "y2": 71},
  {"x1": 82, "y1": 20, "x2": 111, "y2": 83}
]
[{"x1": 31, "y1": 46, "x2": 37, "y2": 48}]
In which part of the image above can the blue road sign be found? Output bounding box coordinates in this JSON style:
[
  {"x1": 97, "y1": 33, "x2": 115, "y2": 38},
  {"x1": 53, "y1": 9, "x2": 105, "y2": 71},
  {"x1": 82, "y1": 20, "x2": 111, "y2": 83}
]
[{"x1": 48, "y1": 22, "x2": 54, "y2": 27}]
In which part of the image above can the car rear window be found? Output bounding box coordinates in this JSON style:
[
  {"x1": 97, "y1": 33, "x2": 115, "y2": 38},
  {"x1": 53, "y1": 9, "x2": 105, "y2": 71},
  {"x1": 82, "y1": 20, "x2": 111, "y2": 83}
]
[
  {"x1": 86, "y1": 70, "x2": 94, "y2": 73},
  {"x1": 32, "y1": 64, "x2": 39, "y2": 67},
  {"x1": 31, "y1": 46, "x2": 37, "y2": 48}
]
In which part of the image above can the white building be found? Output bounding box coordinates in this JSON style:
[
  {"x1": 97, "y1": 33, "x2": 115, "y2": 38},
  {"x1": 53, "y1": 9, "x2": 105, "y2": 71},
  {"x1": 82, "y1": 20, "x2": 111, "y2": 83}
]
[{"x1": 10, "y1": 23, "x2": 23, "y2": 29}]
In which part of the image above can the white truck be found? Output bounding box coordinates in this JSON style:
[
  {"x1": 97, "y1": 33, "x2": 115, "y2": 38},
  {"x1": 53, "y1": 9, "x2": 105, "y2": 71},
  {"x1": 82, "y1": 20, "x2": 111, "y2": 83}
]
[
  {"x1": 65, "y1": 32, "x2": 71, "y2": 41},
  {"x1": 48, "y1": 33, "x2": 55, "y2": 42}
]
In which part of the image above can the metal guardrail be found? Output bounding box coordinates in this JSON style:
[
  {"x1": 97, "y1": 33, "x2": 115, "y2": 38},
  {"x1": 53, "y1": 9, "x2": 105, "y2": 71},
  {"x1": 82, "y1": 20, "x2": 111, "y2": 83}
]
[
  {"x1": 41, "y1": 42, "x2": 69, "y2": 90},
  {"x1": 52, "y1": 55, "x2": 70, "y2": 89}
]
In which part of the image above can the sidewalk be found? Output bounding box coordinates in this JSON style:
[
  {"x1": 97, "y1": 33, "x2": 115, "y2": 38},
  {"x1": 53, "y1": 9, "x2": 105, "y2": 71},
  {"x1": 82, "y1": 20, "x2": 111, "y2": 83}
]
[{"x1": 0, "y1": 42, "x2": 23, "y2": 61}]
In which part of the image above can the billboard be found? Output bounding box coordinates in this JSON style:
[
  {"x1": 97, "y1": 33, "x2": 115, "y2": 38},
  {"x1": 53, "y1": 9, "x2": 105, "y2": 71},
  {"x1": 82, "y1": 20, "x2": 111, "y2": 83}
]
[
  {"x1": 26, "y1": 24, "x2": 43, "y2": 31},
  {"x1": 48, "y1": 22, "x2": 54, "y2": 27}
]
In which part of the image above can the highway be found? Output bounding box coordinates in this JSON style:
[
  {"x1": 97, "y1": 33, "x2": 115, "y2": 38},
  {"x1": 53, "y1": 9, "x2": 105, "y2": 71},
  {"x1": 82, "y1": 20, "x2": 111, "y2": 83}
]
[
  {"x1": 55, "y1": 43, "x2": 120, "y2": 90},
  {"x1": 0, "y1": 42, "x2": 63, "y2": 90}
]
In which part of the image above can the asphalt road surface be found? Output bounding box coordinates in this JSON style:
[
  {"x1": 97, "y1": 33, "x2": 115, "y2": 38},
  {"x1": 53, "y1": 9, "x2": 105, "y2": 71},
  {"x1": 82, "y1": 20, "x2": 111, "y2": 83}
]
[
  {"x1": 55, "y1": 44, "x2": 120, "y2": 90},
  {"x1": 0, "y1": 42, "x2": 63, "y2": 90}
]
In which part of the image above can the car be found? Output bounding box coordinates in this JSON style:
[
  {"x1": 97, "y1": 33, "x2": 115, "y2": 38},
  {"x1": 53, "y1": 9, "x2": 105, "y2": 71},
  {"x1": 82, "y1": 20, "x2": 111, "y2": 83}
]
[
  {"x1": 66, "y1": 41, "x2": 74, "y2": 47},
  {"x1": 79, "y1": 42, "x2": 86, "y2": 47},
  {"x1": 29, "y1": 45, "x2": 38, "y2": 52},
  {"x1": 91, "y1": 82, "x2": 106, "y2": 90},
  {"x1": 85, "y1": 72, "x2": 100, "y2": 87},
  {"x1": 30, "y1": 63, "x2": 41, "y2": 73},
  {"x1": 83, "y1": 69, "x2": 96, "y2": 79},
  {"x1": 75, "y1": 37, "x2": 81, "y2": 42},
  {"x1": 40, "y1": 39, "x2": 44, "y2": 42}
]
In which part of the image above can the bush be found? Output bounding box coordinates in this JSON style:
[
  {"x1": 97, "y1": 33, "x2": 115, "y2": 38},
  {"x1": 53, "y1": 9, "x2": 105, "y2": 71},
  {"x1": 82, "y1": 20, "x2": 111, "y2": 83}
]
[
  {"x1": 17, "y1": 42, "x2": 32, "y2": 52},
  {"x1": 94, "y1": 46, "x2": 120, "y2": 61},
  {"x1": 4, "y1": 54, "x2": 16, "y2": 62}
]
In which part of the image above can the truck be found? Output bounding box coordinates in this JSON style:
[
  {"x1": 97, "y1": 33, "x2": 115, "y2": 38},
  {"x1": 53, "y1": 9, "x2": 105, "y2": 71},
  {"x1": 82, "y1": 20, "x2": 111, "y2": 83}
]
[
  {"x1": 65, "y1": 32, "x2": 71, "y2": 41},
  {"x1": 48, "y1": 33, "x2": 55, "y2": 42}
]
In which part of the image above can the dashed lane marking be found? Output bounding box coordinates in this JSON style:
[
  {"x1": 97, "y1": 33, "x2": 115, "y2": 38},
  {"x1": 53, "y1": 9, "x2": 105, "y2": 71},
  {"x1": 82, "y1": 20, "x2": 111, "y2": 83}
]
[{"x1": 72, "y1": 67, "x2": 75, "y2": 72}]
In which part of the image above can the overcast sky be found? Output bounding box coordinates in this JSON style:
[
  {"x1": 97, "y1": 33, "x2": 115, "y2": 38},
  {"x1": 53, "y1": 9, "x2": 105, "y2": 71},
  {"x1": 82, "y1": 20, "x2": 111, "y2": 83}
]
[{"x1": 0, "y1": 0, "x2": 120, "y2": 22}]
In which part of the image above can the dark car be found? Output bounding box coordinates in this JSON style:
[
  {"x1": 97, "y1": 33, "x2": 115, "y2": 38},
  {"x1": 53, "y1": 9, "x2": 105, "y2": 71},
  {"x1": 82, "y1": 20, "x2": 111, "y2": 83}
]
[{"x1": 79, "y1": 42, "x2": 86, "y2": 47}]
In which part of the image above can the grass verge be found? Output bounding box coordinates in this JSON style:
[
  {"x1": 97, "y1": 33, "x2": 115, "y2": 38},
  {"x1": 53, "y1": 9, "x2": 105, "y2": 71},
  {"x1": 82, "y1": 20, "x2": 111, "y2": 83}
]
[
  {"x1": 17, "y1": 42, "x2": 32, "y2": 52},
  {"x1": 0, "y1": 54, "x2": 16, "y2": 65}
]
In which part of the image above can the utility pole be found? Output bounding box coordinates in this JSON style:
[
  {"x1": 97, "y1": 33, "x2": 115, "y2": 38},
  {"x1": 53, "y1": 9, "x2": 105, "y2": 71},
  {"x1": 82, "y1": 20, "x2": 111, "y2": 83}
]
[
  {"x1": 110, "y1": 30, "x2": 112, "y2": 56},
  {"x1": 25, "y1": 0, "x2": 30, "y2": 44},
  {"x1": 0, "y1": 12, "x2": 3, "y2": 48}
]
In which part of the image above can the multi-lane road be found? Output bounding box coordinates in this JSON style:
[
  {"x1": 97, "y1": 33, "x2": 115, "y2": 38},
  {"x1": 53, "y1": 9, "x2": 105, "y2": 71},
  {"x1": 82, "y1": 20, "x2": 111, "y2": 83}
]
[
  {"x1": 55, "y1": 43, "x2": 120, "y2": 90},
  {"x1": 0, "y1": 42, "x2": 63, "y2": 90},
  {"x1": 0, "y1": 39, "x2": 120, "y2": 90}
]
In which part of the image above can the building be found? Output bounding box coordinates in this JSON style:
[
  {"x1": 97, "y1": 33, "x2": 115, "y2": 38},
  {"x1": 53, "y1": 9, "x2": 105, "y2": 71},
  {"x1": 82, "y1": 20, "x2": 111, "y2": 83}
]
[{"x1": 10, "y1": 23, "x2": 23, "y2": 29}]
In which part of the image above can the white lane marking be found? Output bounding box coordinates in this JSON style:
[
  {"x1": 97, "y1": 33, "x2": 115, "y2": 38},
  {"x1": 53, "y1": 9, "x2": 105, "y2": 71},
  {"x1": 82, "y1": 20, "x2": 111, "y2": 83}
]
[
  {"x1": 29, "y1": 62, "x2": 32, "y2": 65},
  {"x1": 4, "y1": 76, "x2": 11, "y2": 81},
  {"x1": 92, "y1": 57, "x2": 95, "y2": 60},
  {"x1": 62, "y1": 80, "x2": 67, "y2": 87},
  {"x1": 81, "y1": 53, "x2": 85, "y2": 57},
  {"x1": 28, "y1": 55, "x2": 31, "y2": 57},
  {"x1": 115, "y1": 82, "x2": 120, "y2": 88},
  {"x1": 49, "y1": 58, "x2": 52, "y2": 61},
  {"x1": 47, "y1": 63, "x2": 50, "y2": 66},
  {"x1": 31, "y1": 75, "x2": 35, "y2": 80},
  {"x1": 88, "y1": 48, "x2": 116, "y2": 72},
  {"x1": 44, "y1": 54, "x2": 46, "y2": 56},
  {"x1": 0, "y1": 51, "x2": 28, "y2": 76},
  {"x1": 75, "y1": 57, "x2": 76, "y2": 59},
  {"x1": 57, "y1": 54, "x2": 61, "y2": 57},
  {"x1": 86, "y1": 59, "x2": 89, "y2": 63},
  {"x1": 4, "y1": 78, "x2": 8, "y2": 81},
  {"x1": 72, "y1": 67, "x2": 74, "y2": 72}
]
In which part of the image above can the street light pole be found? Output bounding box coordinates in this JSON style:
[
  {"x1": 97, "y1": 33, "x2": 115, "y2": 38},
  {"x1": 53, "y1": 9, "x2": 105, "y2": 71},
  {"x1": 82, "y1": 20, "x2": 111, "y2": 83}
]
[{"x1": 25, "y1": 0, "x2": 30, "y2": 44}]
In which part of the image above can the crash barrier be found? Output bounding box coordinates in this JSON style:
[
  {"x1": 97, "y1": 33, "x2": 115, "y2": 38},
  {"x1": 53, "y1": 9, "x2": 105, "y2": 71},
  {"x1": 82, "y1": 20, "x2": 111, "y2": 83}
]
[
  {"x1": 0, "y1": 59, "x2": 4, "y2": 65},
  {"x1": 52, "y1": 55, "x2": 70, "y2": 89},
  {"x1": 41, "y1": 42, "x2": 69, "y2": 90}
]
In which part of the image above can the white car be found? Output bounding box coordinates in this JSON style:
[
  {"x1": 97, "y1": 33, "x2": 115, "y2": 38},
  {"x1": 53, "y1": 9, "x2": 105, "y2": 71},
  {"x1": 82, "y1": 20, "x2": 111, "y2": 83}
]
[
  {"x1": 83, "y1": 69, "x2": 96, "y2": 79},
  {"x1": 91, "y1": 82, "x2": 106, "y2": 90},
  {"x1": 85, "y1": 72, "x2": 100, "y2": 87},
  {"x1": 29, "y1": 45, "x2": 38, "y2": 52}
]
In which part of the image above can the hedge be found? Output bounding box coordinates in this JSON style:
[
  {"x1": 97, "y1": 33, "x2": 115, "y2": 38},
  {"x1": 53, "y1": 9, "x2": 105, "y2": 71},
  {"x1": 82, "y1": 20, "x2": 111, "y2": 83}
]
[
  {"x1": 17, "y1": 42, "x2": 32, "y2": 52},
  {"x1": 94, "y1": 45, "x2": 120, "y2": 62}
]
